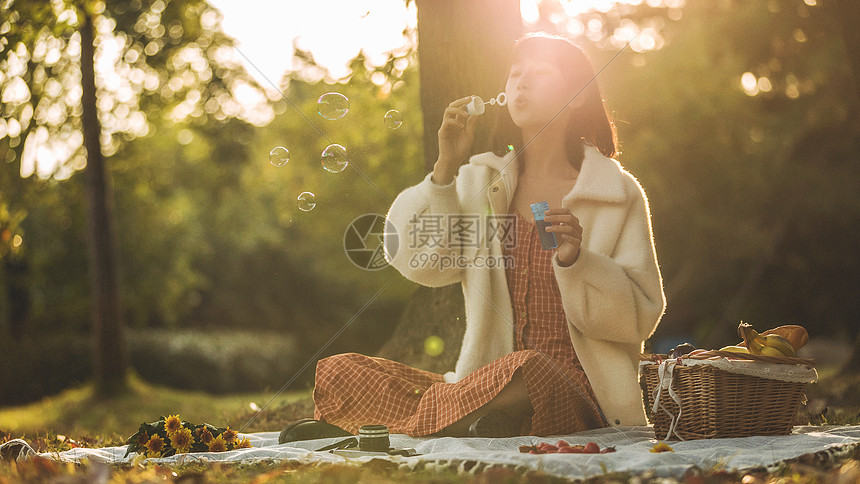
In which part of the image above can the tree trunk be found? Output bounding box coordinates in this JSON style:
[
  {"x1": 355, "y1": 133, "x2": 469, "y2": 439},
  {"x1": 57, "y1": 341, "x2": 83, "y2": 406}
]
[
  {"x1": 378, "y1": 1, "x2": 521, "y2": 370},
  {"x1": 80, "y1": 10, "x2": 127, "y2": 396},
  {"x1": 415, "y1": 0, "x2": 522, "y2": 170},
  {"x1": 376, "y1": 284, "x2": 466, "y2": 373}
]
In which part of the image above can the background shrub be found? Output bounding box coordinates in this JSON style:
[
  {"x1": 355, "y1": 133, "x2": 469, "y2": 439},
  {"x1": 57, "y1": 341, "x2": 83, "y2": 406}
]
[{"x1": 0, "y1": 329, "x2": 302, "y2": 406}]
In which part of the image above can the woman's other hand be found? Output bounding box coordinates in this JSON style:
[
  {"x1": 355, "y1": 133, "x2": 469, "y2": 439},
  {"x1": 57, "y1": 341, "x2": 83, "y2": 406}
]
[
  {"x1": 432, "y1": 97, "x2": 477, "y2": 185},
  {"x1": 544, "y1": 208, "x2": 582, "y2": 266}
]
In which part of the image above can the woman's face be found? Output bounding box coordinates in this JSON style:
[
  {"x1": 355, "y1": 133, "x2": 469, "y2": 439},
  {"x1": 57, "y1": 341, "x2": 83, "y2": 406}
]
[{"x1": 505, "y1": 55, "x2": 575, "y2": 132}]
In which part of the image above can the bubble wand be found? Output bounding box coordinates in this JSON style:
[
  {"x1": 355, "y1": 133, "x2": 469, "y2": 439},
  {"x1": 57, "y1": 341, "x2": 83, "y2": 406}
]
[{"x1": 466, "y1": 92, "x2": 507, "y2": 116}]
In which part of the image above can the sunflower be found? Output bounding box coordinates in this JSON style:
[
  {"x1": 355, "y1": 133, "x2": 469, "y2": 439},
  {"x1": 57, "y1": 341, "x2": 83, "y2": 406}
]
[
  {"x1": 144, "y1": 434, "x2": 166, "y2": 458},
  {"x1": 195, "y1": 427, "x2": 213, "y2": 444},
  {"x1": 222, "y1": 427, "x2": 238, "y2": 444},
  {"x1": 233, "y1": 437, "x2": 252, "y2": 449},
  {"x1": 169, "y1": 427, "x2": 194, "y2": 454},
  {"x1": 164, "y1": 415, "x2": 183, "y2": 436},
  {"x1": 207, "y1": 434, "x2": 227, "y2": 453}
]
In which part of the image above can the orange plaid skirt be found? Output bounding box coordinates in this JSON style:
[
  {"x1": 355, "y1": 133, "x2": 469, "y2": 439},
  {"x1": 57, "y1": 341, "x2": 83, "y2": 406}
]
[{"x1": 313, "y1": 211, "x2": 605, "y2": 436}]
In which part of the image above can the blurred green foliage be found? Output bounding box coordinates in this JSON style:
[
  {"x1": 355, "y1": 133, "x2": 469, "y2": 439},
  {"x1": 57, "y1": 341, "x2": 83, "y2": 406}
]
[
  {"x1": 0, "y1": 0, "x2": 858, "y2": 403},
  {"x1": 0, "y1": 329, "x2": 301, "y2": 405},
  {"x1": 592, "y1": 1, "x2": 859, "y2": 348},
  {"x1": 530, "y1": 0, "x2": 860, "y2": 349},
  {"x1": 0, "y1": 0, "x2": 421, "y2": 346}
]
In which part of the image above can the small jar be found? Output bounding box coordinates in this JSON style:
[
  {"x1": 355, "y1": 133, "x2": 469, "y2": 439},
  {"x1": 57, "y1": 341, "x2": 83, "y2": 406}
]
[{"x1": 358, "y1": 424, "x2": 390, "y2": 452}]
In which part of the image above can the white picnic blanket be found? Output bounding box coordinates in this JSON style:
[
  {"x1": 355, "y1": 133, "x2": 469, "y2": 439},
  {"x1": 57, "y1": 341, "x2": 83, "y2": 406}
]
[{"x1": 29, "y1": 425, "x2": 860, "y2": 479}]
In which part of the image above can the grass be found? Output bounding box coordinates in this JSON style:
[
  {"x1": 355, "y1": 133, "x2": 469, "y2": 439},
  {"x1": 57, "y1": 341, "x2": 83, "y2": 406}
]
[
  {"x1": 1, "y1": 370, "x2": 859, "y2": 483},
  {"x1": 0, "y1": 373, "x2": 315, "y2": 446}
]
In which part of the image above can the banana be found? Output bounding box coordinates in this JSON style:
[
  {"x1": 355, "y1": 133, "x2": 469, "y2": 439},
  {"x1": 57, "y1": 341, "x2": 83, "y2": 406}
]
[
  {"x1": 719, "y1": 345, "x2": 750, "y2": 354},
  {"x1": 760, "y1": 334, "x2": 797, "y2": 357},
  {"x1": 738, "y1": 323, "x2": 765, "y2": 355},
  {"x1": 737, "y1": 322, "x2": 798, "y2": 358},
  {"x1": 759, "y1": 345, "x2": 787, "y2": 357}
]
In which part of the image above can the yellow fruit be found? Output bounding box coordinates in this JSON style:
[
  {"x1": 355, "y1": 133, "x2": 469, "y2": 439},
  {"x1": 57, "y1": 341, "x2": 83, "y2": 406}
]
[
  {"x1": 719, "y1": 345, "x2": 750, "y2": 354},
  {"x1": 761, "y1": 334, "x2": 797, "y2": 357},
  {"x1": 760, "y1": 346, "x2": 787, "y2": 357},
  {"x1": 738, "y1": 323, "x2": 765, "y2": 355}
]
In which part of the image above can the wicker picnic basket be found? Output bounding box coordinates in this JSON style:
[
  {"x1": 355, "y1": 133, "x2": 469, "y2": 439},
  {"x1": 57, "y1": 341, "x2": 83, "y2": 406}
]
[{"x1": 639, "y1": 350, "x2": 817, "y2": 440}]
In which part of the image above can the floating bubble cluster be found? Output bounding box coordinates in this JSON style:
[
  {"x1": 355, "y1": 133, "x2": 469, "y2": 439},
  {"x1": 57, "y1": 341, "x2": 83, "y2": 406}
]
[
  {"x1": 384, "y1": 110, "x2": 403, "y2": 129},
  {"x1": 321, "y1": 144, "x2": 349, "y2": 173},
  {"x1": 269, "y1": 90, "x2": 410, "y2": 214},
  {"x1": 269, "y1": 146, "x2": 290, "y2": 167},
  {"x1": 297, "y1": 192, "x2": 317, "y2": 212},
  {"x1": 317, "y1": 92, "x2": 350, "y2": 120}
]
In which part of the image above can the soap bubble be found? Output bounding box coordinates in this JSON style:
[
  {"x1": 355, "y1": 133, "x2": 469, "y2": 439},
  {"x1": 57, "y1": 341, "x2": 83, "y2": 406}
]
[
  {"x1": 269, "y1": 146, "x2": 290, "y2": 167},
  {"x1": 384, "y1": 110, "x2": 403, "y2": 129},
  {"x1": 424, "y1": 336, "x2": 444, "y2": 356},
  {"x1": 297, "y1": 192, "x2": 316, "y2": 212},
  {"x1": 317, "y1": 92, "x2": 349, "y2": 120},
  {"x1": 321, "y1": 144, "x2": 349, "y2": 173}
]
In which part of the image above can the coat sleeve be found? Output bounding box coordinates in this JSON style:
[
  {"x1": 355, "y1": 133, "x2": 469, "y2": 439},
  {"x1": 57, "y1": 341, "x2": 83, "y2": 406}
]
[
  {"x1": 552, "y1": 180, "x2": 666, "y2": 344},
  {"x1": 384, "y1": 172, "x2": 465, "y2": 287}
]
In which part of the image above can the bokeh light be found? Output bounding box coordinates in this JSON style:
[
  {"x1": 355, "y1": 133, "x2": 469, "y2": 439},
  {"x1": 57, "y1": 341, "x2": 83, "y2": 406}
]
[{"x1": 424, "y1": 336, "x2": 444, "y2": 357}]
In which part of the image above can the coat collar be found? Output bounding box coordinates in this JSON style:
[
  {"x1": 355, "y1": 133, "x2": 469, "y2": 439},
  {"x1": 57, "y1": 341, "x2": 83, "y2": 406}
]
[
  {"x1": 471, "y1": 151, "x2": 517, "y2": 216},
  {"x1": 566, "y1": 145, "x2": 627, "y2": 204},
  {"x1": 473, "y1": 145, "x2": 627, "y2": 211}
]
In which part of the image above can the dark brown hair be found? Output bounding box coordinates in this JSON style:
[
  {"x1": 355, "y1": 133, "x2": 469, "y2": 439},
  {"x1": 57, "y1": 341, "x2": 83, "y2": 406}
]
[{"x1": 489, "y1": 32, "x2": 618, "y2": 162}]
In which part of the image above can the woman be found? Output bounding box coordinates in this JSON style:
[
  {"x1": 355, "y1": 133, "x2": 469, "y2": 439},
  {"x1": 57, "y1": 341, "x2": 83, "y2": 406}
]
[{"x1": 287, "y1": 32, "x2": 665, "y2": 442}]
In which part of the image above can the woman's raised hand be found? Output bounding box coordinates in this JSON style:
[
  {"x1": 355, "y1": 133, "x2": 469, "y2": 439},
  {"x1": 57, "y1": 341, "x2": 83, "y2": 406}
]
[
  {"x1": 544, "y1": 208, "x2": 583, "y2": 267},
  {"x1": 432, "y1": 97, "x2": 477, "y2": 185}
]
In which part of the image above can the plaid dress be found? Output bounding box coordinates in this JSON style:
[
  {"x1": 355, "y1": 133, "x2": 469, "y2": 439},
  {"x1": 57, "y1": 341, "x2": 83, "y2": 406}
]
[{"x1": 313, "y1": 211, "x2": 605, "y2": 436}]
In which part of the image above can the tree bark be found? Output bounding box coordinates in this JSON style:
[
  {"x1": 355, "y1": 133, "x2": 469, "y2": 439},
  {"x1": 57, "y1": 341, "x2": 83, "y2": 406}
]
[
  {"x1": 379, "y1": 1, "x2": 521, "y2": 369},
  {"x1": 376, "y1": 284, "x2": 466, "y2": 373},
  {"x1": 80, "y1": 10, "x2": 127, "y2": 396},
  {"x1": 415, "y1": 0, "x2": 522, "y2": 170}
]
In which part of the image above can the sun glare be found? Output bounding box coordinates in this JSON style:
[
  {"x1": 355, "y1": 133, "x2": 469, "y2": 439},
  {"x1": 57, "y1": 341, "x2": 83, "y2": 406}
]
[
  {"x1": 209, "y1": 0, "x2": 417, "y2": 85},
  {"x1": 207, "y1": 0, "x2": 680, "y2": 90}
]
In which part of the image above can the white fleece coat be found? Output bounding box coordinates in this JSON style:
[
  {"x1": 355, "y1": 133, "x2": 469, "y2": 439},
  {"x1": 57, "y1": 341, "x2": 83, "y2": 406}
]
[{"x1": 384, "y1": 145, "x2": 666, "y2": 426}]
